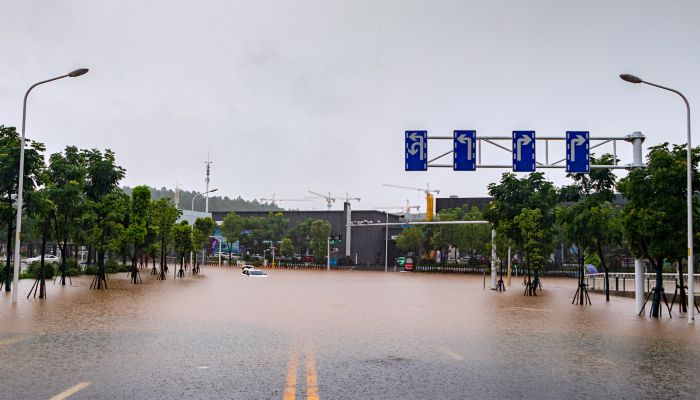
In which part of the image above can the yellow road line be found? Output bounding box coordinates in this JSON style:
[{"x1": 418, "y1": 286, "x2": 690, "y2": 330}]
[
  {"x1": 306, "y1": 351, "x2": 319, "y2": 400},
  {"x1": 50, "y1": 382, "x2": 91, "y2": 400},
  {"x1": 0, "y1": 335, "x2": 25, "y2": 346},
  {"x1": 283, "y1": 351, "x2": 297, "y2": 400}
]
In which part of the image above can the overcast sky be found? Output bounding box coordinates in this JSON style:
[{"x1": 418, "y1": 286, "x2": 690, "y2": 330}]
[{"x1": 1, "y1": 1, "x2": 699, "y2": 211}]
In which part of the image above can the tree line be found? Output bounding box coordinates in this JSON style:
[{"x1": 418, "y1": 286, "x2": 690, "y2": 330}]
[{"x1": 0, "y1": 125, "x2": 218, "y2": 297}]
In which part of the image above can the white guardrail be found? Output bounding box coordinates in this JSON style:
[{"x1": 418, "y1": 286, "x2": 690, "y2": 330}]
[{"x1": 585, "y1": 272, "x2": 700, "y2": 294}]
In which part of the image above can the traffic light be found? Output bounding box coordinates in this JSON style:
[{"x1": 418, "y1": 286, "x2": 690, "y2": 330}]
[
  {"x1": 338, "y1": 234, "x2": 343, "y2": 243},
  {"x1": 329, "y1": 236, "x2": 336, "y2": 245}
]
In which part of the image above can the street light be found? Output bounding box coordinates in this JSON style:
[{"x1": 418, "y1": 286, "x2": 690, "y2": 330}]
[
  {"x1": 620, "y1": 73, "x2": 694, "y2": 324},
  {"x1": 191, "y1": 188, "x2": 218, "y2": 211},
  {"x1": 11, "y1": 68, "x2": 89, "y2": 302}
]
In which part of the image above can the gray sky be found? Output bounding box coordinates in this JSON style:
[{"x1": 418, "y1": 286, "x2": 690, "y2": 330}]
[{"x1": 1, "y1": 1, "x2": 699, "y2": 211}]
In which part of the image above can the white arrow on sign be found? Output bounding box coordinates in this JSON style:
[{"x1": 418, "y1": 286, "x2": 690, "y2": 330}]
[
  {"x1": 408, "y1": 132, "x2": 425, "y2": 160},
  {"x1": 515, "y1": 134, "x2": 532, "y2": 162},
  {"x1": 456, "y1": 133, "x2": 473, "y2": 160},
  {"x1": 570, "y1": 134, "x2": 586, "y2": 162}
]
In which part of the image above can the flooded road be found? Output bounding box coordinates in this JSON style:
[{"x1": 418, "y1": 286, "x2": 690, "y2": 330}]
[{"x1": 1, "y1": 267, "x2": 698, "y2": 399}]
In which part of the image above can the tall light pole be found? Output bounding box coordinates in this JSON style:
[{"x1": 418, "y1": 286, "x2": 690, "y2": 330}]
[
  {"x1": 11, "y1": 68, "x2": 88, "y2": 302},
  {"x1": 191, "y1": 188, "x2": 218, "y2": 211},
  {"x1": 620, "y1": 73, "x2": 694, "y2": 324}
]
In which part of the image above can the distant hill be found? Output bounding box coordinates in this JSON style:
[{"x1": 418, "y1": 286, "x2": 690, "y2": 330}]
[{"x1": 121, "y1": 186, "x2": 282, "y2": 212}]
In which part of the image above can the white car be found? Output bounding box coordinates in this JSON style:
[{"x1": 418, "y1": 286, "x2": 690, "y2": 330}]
[
  {"x1": 24, "y1": 254, "x2": 60, "y2": 264},
  {"x1": 242, "y1": 269, "x2": 268, "y2": 278},
  {"x1": 241, "y1": 264, "x2": 255, "y2": 270}
]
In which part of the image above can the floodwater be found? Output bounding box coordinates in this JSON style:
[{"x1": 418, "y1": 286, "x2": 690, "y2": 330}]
[{"x1": 1, "y1": 267, "x2": 698, "y2": 399}]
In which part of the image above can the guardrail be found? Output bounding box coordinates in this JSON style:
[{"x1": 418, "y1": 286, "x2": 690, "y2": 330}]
[{"x1": 585, "y1": 272, "x2": 700, "y2": 295}]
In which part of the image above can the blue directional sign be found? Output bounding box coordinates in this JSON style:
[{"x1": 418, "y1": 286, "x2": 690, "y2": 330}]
[
  {"x1": 405, "y1": 130, "x2": 428, "y2": 171},
  {"x1": 512, "y1": 131, "x2": 535, "y2": 172},
  {"x1": 566, "y1": 131, "x2": 590, "y2": 173},
  {"x1": 453, "y1": 130, "x2": 476, "y2": 171}
]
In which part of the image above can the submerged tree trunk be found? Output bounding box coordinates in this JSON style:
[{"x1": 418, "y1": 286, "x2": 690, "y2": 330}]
[
  {"x1": 677, "y1": 259, "x2": 687, "y2": 313},
  {"x1": 651, "y1": 262, "x2": 663, "y2": 318}
]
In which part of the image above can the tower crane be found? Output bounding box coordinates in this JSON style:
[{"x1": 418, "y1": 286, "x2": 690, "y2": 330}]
[
  {"x1": 260, "y1": 193, "x2": 312, "y2": 207},
  {"x1": 382, "y1": 183, "x2": 440, "y2": 221},
  {"x1": 307, "y1": 191, "x2": 361, "y2": 258},
  {"x1": 371, "y1": 200, "x2": 421, "y2": 214}
]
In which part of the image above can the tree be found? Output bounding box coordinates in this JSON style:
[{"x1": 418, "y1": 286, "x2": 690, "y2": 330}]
[
  {"x1": 172, "y1": 221, "x2": 193, "y2": 278},
  {"x1": 82, "y1": 149, "x2": 126, "y2": 290},
  {"x1": 514, "y1": 208, "x2": 547, "y2": 295},
  {"x1": 485, "y1": 172, "x2": 558, "y2": 295},
  {"x1": 221, "y1": 212, "x2": 243, "y2": 259},
  {"x1": 618, "y1": 143, "x2": 700, "y2": 317},
  {"x1": 24, "y1": 188, "x2": 54, "y2": 299},
  {"x1": 150, "y1": 198, "x2": 181, "y2": 280},
  {"x1": 0, "y1": 125, "x2": 45, "y2": 292},
  {"x1": 122, "y1": 185, "x2": 151, "y2": 284},
  {"x1": 289, "y1": 218, "x2": 315, "y2": 255},
  {"x1": 396, "y1": 227, "x2": 424, "y2": 258},
  {"x1": 310, "y1": 219, "x2": 332, "y2": 259},
  {"x1": 192, "y1": 217, "x2": 216, "y2": 268},
  {"x1": 47, "y1": 146, "x2": 87, "y2": 285},
  {"x1": 280, "y1": 237, "x2": 294, "y2": 258}
]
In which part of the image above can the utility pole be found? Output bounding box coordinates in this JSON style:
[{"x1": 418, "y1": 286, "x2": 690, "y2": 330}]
[{"x1": 205, "y1": 154, "x2": 212, "y2": 213}]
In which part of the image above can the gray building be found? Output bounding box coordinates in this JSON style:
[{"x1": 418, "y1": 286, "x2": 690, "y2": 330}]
[{"x1": 210, "y1": 208, "x2": 405, "y2": 266}]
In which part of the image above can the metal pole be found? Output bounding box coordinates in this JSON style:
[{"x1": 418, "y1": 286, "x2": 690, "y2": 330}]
[
  {"x1": 327, "y1": 236, "x2": 330, "y2": 271},
  {"x1": 635, "y1": 258, "x2": 644, "y2": 313},
  {"x1": 507, "y1": 246, "x2": 511, "y2": 287},
  {"x1": 385, "y1": 212, "x2": 389, "y2": 272},
  {"x1": 12, "y1": 73, "x2": 77, "y2": 302},
  {"x1": 490, "y1": 229, "x2": 497, "y2": 290}
]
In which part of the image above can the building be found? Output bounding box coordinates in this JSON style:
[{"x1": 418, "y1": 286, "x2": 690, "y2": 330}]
[{"x1": 210, "y1": 208, "x2": 405, "y2": 266}]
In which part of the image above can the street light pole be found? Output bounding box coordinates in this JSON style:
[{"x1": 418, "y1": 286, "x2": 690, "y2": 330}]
[
  {"x1": 11, "y1": 68, "x2": 88, "y2": 302},
  {"x1": 621, "y1": 73, "x2": 694, "y2": 324},
  {"x1": 191, "y1": 188, "x2": 218, "y2": 211}
]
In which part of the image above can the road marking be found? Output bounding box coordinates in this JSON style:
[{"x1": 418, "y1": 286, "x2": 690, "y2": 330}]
[
  {"x1": 0, "y1": 335, "x2": 25, "y2": 346},
  {"x1": 283, "y1": 351, "x2": 297, "y2": 400},
  {"x1": 306, "y1": 350, "x2": 319, "y2": 400},
  {"x1": 50, "y1": 382, "x2": 91, "y2": 400}
]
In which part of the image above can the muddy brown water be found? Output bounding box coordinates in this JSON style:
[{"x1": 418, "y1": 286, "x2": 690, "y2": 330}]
[{"x1": 1, "y1": 267, "x2": 698, "y2": 399}]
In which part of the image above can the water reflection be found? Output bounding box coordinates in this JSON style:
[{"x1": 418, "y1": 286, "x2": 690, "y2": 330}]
[{"x1": 1, "y1": 268, "x2": 698, "y2": 399}]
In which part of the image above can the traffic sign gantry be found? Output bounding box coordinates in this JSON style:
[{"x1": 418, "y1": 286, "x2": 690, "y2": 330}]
[
  {"x1": 512, "y1": 131, "x2": 535, "y2": 172},
  {"x1": 566, "y1": 131, "x2": 590, "y2": 173},
  {"x1": 453, "y1": 130, "x2": 476, "y2": 171},
  {"x1": 405, "y1": 130, "x2": 428, "y2": 171}
]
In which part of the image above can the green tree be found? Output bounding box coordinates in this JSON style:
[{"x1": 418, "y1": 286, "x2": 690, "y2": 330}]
[
  {"x1": 396, "y1": 226, "x2": 424, "y2": 258},
  {"x1": 24, "y1": 188, "x2": 54, "y2": 299},
  {"x1": 172, "y1": 220, "x2": 193, "y2": 278},
  {"x1": 47, "y1": 146, "x2": 87, "y2": 285},
  {"x1": 150, "y1": 198, "x2": 181, "y2": 280},
  {"x1": 280, "y1": 237, "x2": 294, "y2": 258},
  {"x1": 192, "y1": 217, "x2": 216, "y2": 267},
  {"x1": 514, "y1": 208, "x2": 547, "y2": 295},
  {"x1": 484, "y1": 172, "x2": 558, "y2": 294},
  {"x1": 0, "y1": 125, "x2": 45, "y2": 292},
  {"x1": 310, "y1": 219, "x2": 332, "y2": 259},
  {"x1": 122, "y1": 185, "x2": 151, "y2": 284},
  {"x1": 221, "y1": 212, "x2": 244, "y2": 259},
  {"x1": 82, "y1": 149, "x2": 126, "y2": 289},
  {"x1": 618, "y1": 143, "x2": 700, "y2": 317}
]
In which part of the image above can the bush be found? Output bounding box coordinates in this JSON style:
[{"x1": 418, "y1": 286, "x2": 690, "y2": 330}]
[
  {"x1": 25, "y1": 261, "x2": 56, "y2": 279},
  {"x1": 67, "y1": 268, "x2": 81, "y2": 277},
  {"x1": 84, "y1": 265, "x2": 98, "y2": 275}
]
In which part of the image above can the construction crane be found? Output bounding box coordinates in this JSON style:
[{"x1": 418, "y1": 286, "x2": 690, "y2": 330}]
[
  {"x1": 383, "y1": 183, "x2": 440, "y2": 221},
  {"x1": 308, "y1": 191, "x2": 361, "y2": 258},
  {"x1": 260, "y1": 193, "x2": 312, "y2": 207},
  {"x1": 371, "y1": 200, "x2": 421, "y2": 214},
  {"x1": 307, "y1": 191, "x2": 361, "y2": 210}
]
